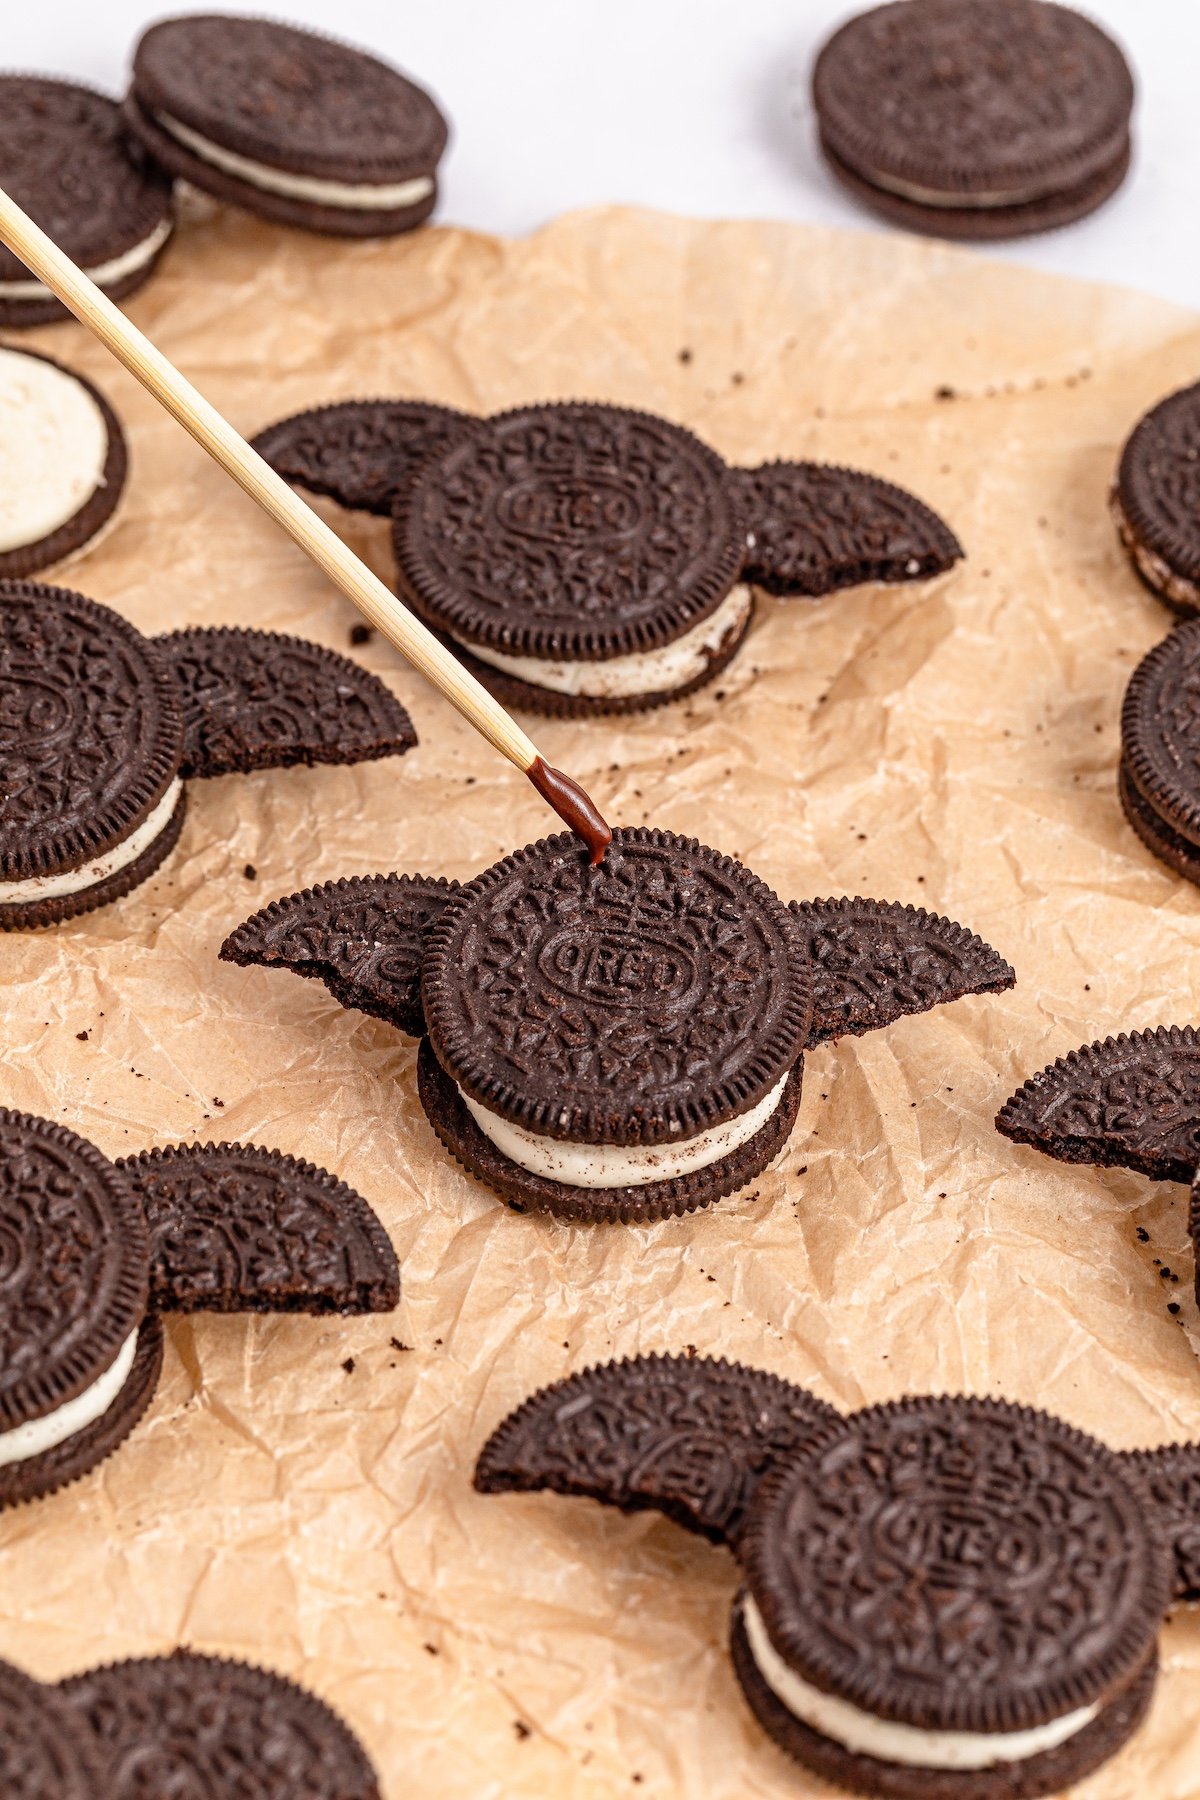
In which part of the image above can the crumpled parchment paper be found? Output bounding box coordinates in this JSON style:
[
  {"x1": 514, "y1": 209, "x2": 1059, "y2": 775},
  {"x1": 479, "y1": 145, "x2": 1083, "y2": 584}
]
[{"x1": 1, "y1": 200, "x2": 1199, "y2": 1800}]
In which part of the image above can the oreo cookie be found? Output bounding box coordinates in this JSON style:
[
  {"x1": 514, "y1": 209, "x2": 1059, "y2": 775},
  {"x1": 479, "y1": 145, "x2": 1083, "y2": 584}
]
[
  {"x1": 0, "y1": 1657, "x2": 109, "y2": 1799},
  {"x1": 0, "y1": 584, "x2": 415, "y2": 929},
  {"x1": 125, "y1": 15, "x2": 448, "y2": 238},
  {"x1": 1111, "y1": 382, "x2": 1200, "y2": 616},
  {"x1": 0, "y1": 348, "x2": 127, "y2": 581},
  {"x1": 1125, "y1": 1442, "x2": 1200, "y2": 1607},
  {"x1": 389, "y1": 401, "x2": 961, "y2": 714},
  {"x1": 61, "y1": 1651, "x2": 380, "y2": 1799},
  {"x1": 0, "y1": 76, "x2": 173, "y2": 328},
  {"x1": 1120, "y1": 623, "x2": 1200, "y2": 886},
  {"x1": 226, "y1": 836, "x2": 1012, "y2": 1223},
  {"x1": 252, "y1": 399, "x2": 479, "y2": 518},
  {"x1": 813, "y1": 0, "x2": 1135, "y2": 240}
]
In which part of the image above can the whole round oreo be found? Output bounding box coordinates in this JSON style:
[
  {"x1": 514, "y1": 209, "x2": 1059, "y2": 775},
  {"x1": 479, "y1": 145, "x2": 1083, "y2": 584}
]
[
  {"x1": 61, "y1": 1652, "x2": 381, "y2": 1799},
  {"x1": 1121, "y1": 622, "x2": 1200, "y2": 847},
  {"x1": 0, "y1": 349, "x2": 128, "y2": 582},
  {"x1": 813, "y1": 0, "x2": 1133, "y2": 208},
  {"x1": 0, "y1": 77, "x2": 172, "y2": 329},
  {"x1": 0, "y1": 1110, "x2": 149, "y2": 1438},
  {"x1": 740, "y1": 1394, "x2": 1169, "y2": 1738},
  {"x1": 0, "y1": 1658, "x2": 109, "y2": 1800},
  {"x1": 252, "y1": 399, "x2": 479, "y2": 518},
  {"x1": 127, "y1": 15, "x2": 447, "y2": 236},
  {"x1": 421, "y1": 828, "x2": 811, "y2": 1146},
  {"x1": 395, "y1": 403, "x2": 746, "y2": 660},
  {"x1": 0, "y1": 583, "x2": 183, "y2": 886},
  {"x1": 1113, "y1": 382, "x2": 1200, "y2": 615}
]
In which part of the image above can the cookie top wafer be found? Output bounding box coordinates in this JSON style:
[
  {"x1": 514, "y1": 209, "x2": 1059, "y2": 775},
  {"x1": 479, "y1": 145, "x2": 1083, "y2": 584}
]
[
  {"x1": 0, "y1": 1659, "x2": 109, "y2": 1800},
  {"x1": 421, "y1": 829, "x2": 811, "y2": 1146},
  {"x1": 396, "y1": 403, "x2": 745, "y2": 659},
  {"x1": 741, "y1": 1394, "x2": 1169, "y2": 1735},
  {"x1": 1123, "y1": 623, "x2": 1200, "y2": 845},
  {"x1": 62, "y1": 1652, "x2": 381, "y2": 1800},
  {"x1": 1114, "y1": 383, "x2": 1200, "y2": 595},
  {"x1": 813, "y1": 0, "x2": 1133, "y2": 206},
  {"x1": 0, "y1": 1109, "x2": 148, "y2": 1434},
  {"x1": 252, "y1": 399, "x2": 478, "y2": 517},
  {"x1": 0, "y1": 584, "x2": 182, "y2": 883}
]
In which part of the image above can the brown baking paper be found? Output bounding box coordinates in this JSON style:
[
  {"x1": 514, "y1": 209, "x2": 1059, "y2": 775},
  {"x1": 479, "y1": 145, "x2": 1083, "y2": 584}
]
[{"x1": 2, "y1": 200, "x2": 1200, "y2": 1798}]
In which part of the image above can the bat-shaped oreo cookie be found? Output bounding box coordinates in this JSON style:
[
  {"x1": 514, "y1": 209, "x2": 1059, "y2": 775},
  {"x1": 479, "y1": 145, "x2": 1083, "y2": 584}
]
[
  {"x1": 476, "y1": 1351, "x2": 1194, "y2": 1800},
  {"x1": 222, "y1": 829, "x2": 1014, "y2": 1224},
  {"x1": 0, "y1": 1107, "x2": 399, "y2": 1507},
  {"x1": 253, "y1": 397, "x2": 963, "y2": 715},
  {"x1": 0, "y1": 582, "x2": 416, "y2": 928}
]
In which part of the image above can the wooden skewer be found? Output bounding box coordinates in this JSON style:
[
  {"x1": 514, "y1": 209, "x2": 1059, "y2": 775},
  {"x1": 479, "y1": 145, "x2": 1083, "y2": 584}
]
[{"x1": 0, "y1": 186, "x2": 611, "y2": 862}]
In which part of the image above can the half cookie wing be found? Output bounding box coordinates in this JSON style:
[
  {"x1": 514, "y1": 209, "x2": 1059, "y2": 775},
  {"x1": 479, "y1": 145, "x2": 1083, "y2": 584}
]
[
  {"x1": 155, "y1": 627, "x2": 417, "y2": 779},
  {"x1": 474, "y1": 1354, "x2": 840, "y2": 1545},
  {"x1": 220, "y1": 874, "x2": 459, "y2": 1037},
  {"x1": 791, "y1": 898, "x2": 1015, "y2": 1047},
  {"x1": 251, "y1": 398, "x2": 480, "y2": 517},
  {"x1": 118, "y1": 1142, "x2": 399, "y2": 1315},
  {"x1": 734, "y1": 461, "x2": 962, "y2": 597},
  {"x1": 995, "y1": 1026, "x2": 1200, "y2": 1182},
  {"x1": 1124, "y1": 1444, "x2": 1200, "y2": 1606}
]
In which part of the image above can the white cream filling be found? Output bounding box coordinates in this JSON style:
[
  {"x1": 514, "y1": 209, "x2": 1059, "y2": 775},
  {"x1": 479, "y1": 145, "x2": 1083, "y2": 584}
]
[
  {"x1": 0, "y1": 216, "x2": 172, "y2": 301},
  {"x1": 864, "y1": 168, "x2": 1058, "y2": 209},
  {"x1": 0, "y1": 778, "x2": 183, "y2": 906},
  {"x1": 459, "y1": 584, "x2": 753, "y2": 699},
  {"x1": 460, "y1": 1069, "x2": 789, "y2": 1189},
  {"x1": 0, "y1": 1328, "x2": 138, "y2": 1470},
  {"x1": 743, "y1": 1596, "x2": 1100, "y2": 1772},
  {"x1": 0, "y1": 348, "x2": 112, "y2": 552},
  {"x1": 155, "y1": 112, "x2": 434, "y2": 211}
]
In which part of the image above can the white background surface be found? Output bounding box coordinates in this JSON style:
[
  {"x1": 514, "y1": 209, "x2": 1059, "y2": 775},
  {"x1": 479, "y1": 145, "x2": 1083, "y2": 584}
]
[{"x1": 19, "y1": 1, "x2": 1200, "y2": 309}]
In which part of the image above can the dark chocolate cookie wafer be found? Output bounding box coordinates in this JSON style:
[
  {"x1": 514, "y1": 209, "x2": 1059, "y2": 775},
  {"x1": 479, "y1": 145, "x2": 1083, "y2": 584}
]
[
  {"x1": 125, "y1": 15, "x2": 447, "y2": 238},
  {"x1": 0, "y1": 1658, "x2": 111, "y2": 1800},
  {"x1": 62, "y1": 1651, "x2": 381, "y2": 1799},
  {"x1": 0, "y1": 349, "x2": 128, "y2": 580},
  {"x1": 997, "y1": 1025, "x2": 1200, "y2": 1181},
  {"x1": 155, "y1": 626, "x2": 416, "y2": 778},
  {"x1": 1122, "y1": 624, "x2": 1200, "y2": 863},
  {"x1": 220, "y1": 873, "x2": 461, "y2": 1036},
  {"x1": 813, "y1": 0, "x2": 1134, "y2": 240},
  {"x1": 735, "y1": 462, "x2": 962, "y2": 596},
  {"x1": 119, "y1": 1141, "x2": 399, "y2": 1314},
  {"x1": 0, "y1": 76, "x2": 172, "y2": 328},
  {"x1": 1118, "y1": 758, "x2": 1200, "y2": 883},
  {"x1": 1126, "y1": 1442, "x2": 1200, "y2": 1606},
  {"x1": 735, "y1": 1395, "x2": 1167, "y2": 1798},
  {"x1": 1112, "y1": 381, "x2": 1200, "y2": 616},
  {"x1": 474, "y1": 1353, "x2": 839, "y2": 1544},
  {"x1": 792, "y1": 897, "x2": 1015, "y2": 1046},
  {"x1": 0, "y1": 1108, "x2": 155, "y2": 1509},
  {"x1": 252, "y1": 399, "x2": 478, "y2": 517}
]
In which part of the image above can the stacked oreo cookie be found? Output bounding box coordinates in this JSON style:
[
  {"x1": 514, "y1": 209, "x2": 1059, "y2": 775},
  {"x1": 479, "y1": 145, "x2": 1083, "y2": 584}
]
[
  {"x1": 1118, "y1": 622, "x2": 1200, "y2": 885},
  {"x1": 812, "y1": 0, "x2": 1135, "y2": 239}
]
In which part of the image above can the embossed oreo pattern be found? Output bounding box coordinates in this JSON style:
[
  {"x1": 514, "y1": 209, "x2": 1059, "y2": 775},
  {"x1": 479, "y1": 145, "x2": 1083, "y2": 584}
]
[
  {"x1": 130, "y1": 15, "x2": 447, "y2": 178},
  {"x1": 996, "y1": 1026, "x2": 1200, "y2": 1182},
  {"x1": 791, "y1": 898, "x2": 1015, "y2": 1046},
  {"x1": 0, "y1": 585, "x2": 182, "y2": 879},
  {"x1": 736, "y1": 462, "x2": 962, "y2": 597},
  {"x1": 1115, "y1": 383, "x2": 1200, "y2": 587},
  {"x1": 154, "y1": 627, "x2": 416, "y2": 779},
  {"x1": 220, "y1": 873, "x2": 460, "y2": 1037},
  {"x1": 119, "y1": 1141, "x2": 398, "y2": 1315},
  {"x1": 475, "y1": 1354, "x2": 840, "y2": 1543},
  {"x1": 252, "y1": 400, "x2": 479, "y2": 517},
  {"x1": 742, "y1": 1396, "x2": 1169, "y2": 1733},
  {"x1": 0, "y1": 1109, "x2": 148, "y2": 1431},
  {"x1": 396, "y1": 404, "x2": 745, "y2": 659},
  {"x1": 1127, "y1": 1442, "x2": 1200, "y2": 1606},
  {"x1": 62, "y1": 1652, "x2": 381, "y2": 1800},
  {"x1": 813, "y1": 0, "x2": 1133, "y2": 199},
  {"x1": 0, "y1": 1660, "x2": 104, "y2": 1800},
  {"x1": 422, "y1": 829, "x2": 812, "y2": 1145},
  {"x1": 1122, "y1": 624, "x2": 1200, "y2": 844}
]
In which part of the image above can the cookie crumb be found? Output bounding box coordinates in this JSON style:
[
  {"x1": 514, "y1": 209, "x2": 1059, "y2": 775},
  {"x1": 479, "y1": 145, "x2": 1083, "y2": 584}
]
[
  {"x1": 75, "y1": 1029, "x2": 89, "y2": 1042},
  {"x1": 349, "y1": 623, "x2": 372, "y2": 646},
  {"x1": 342, "y1": 1356, "x2": 356, "y2": 1374},
  {"x1": 243, "y1": 863, "x2": 257, "y2": 880},
  {"x1": 514, "y1": 1721, "x2": 531, "y2": 1741}
]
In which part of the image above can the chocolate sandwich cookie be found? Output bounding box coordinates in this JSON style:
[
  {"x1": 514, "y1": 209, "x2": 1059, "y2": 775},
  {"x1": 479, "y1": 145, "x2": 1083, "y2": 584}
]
[
  {"x1": 252, "y1": 399, "x2": 479, "y2": 518},
  {"x1": 813, "y1": 0, "x2": 1135, "y2": 241},
  {"x1": 125, "y1": 15, "x2": 448, "y2": 238},
  {"x1": 475, "y1": 1354, "x2": 839, "y2": 1545},
  {"x1": 1111, "y1": 381, "x2": 1200, "y2": 616},
  {"x1": 1120, "y1": 623, "x2": 1200, "y2": 887},
  {"x1": 0, "y1": 1658, "x2": 110, "y2": 1799},
  {"x1": 0, "y1": 348, "x2": 127, "y2": 580},
  {"x1": 0, "y1": 583, "x2": 415, "y2": 929},
  {"x1": 62, "y1": 1651, "x2": 381, "y2": 1799},
  {"x1": 0, "y1": 76, "x2": 173, "y2": 329}
]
